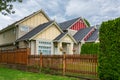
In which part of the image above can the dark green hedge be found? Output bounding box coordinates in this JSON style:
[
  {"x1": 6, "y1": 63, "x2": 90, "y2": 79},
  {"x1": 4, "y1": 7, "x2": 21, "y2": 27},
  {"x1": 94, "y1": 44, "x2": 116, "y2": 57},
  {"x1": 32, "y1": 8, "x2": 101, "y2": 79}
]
[
  {"x1": 99, "y1": 17, "x2": 120, "y2": 80},
  {"x1": 81, "y1": 43, "x2": 99, "y2": 54}
]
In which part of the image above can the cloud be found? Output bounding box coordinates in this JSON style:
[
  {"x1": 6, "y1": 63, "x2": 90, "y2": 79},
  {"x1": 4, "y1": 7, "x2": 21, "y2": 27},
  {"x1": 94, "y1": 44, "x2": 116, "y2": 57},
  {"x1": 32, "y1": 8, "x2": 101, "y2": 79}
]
[
  {"x1": 65, "y1": 0, "x2": 120, "y2": 25},
  {"x1": 0, "y1": 0, "x2": 68, "y2": 30},
  {"x1": 51, "y1": 14, "x2": 66, "y2": 22},
  {"x1": 0, "y1": 0, "x2": 120, "y2": 30}
]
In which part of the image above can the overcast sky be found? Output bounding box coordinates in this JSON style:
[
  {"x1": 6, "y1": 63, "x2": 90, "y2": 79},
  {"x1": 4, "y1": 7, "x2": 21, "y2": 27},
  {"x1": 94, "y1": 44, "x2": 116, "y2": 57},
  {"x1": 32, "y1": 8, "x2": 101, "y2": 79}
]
[{"x1": 0, "y1": 0, "x2": 120, "y2": 30}]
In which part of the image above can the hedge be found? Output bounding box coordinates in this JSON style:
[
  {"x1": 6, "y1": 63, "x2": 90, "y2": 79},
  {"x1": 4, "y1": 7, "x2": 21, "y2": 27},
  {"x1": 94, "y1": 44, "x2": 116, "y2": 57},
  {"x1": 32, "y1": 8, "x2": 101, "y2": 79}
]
[
  {"x1": 99, "y1": 17, "x2": 120, "y2": 80},
  {"x1": 81, "y1": 43, "x2": 99, "y2": 54}
]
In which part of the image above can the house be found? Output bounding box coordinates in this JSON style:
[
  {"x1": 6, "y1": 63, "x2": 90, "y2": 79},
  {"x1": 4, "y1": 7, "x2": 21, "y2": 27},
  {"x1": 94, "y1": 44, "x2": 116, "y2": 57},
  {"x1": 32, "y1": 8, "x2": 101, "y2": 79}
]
[
  {"x1": 59, "y1": 18, "x2": 99, "y2": 53},
  {"x1": 0, "y1": 10, "x2": 50, "y2": 50},
  {"x1": 0, "y1": 9, "x2": 99, "y2": 54},
  {"x1": 0, "y1": 10, "x2": 76, "y2": 55},
  {"x1": 59, "y1": 17, "x2": 88, "y2": 36},
  {"x1": 16, "y1": 21, "x2": 76, "y2": 55}
]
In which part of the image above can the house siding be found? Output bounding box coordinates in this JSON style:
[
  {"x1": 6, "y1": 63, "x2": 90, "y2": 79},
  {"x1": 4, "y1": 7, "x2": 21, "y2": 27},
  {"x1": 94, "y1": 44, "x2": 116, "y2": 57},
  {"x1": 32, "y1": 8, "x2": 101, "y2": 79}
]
[
  {"x1": 30, "y1": 41, "x2": 36, "y2": 55},
  {"x1": 74, "y1": 43, "x2": 81, "y2": 54},
  {"x1": 18, "y1": 12, "x2": 49, "y2": 38},
  {"x1": 62, "y1": 35, "x2": 74, "y2": 43},
  {"x1": 19, "y1": 41, "x2": 28, "y2": 48},
  {"x1": 59, "y1": 35, "x2": 74, "y2": 54},
  {"x1": 34, "y1": 24, "x2": 61, "y2": 41},
  {"x1": 0, "y1": 28, "x2": 16, "y2": 45},
  {"x1": 70, "y1": 20, "x2": 86, "y2": 31},
  {"x1": 31, "y1": 24, "x2": 61, "y2": 55}
]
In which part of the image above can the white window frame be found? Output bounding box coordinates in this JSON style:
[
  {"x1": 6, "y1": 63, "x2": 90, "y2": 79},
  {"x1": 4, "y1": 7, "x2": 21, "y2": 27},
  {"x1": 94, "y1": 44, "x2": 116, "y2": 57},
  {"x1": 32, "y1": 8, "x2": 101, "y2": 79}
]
[
  {"x1": 37, "y1": 40, "x2": 52, "y2": 55},
  {"x1": 20, "y1": 25, "x2": 29, "y2": 32}
]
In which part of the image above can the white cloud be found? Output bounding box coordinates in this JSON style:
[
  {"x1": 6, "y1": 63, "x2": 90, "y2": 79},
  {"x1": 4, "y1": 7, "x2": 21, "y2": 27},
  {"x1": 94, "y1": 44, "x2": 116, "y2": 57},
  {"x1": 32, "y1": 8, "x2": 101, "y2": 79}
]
[
  {"x1": 0, "y1": 0, "x2": 120, "y2": 30},
  {"x1": 65, "y1": 0, "x2": 120, "y2": 25},
  {"x1": 51, "y1": 14, "x2": 66, "y2": 22}
]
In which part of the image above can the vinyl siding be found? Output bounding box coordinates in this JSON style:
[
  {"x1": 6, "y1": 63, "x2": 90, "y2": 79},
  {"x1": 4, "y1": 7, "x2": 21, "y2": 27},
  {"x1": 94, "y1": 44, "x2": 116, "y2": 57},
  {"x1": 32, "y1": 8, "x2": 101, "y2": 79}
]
[
  {"x1": 62, "y1": 35, "x2": 74, "y2": 43},
  {"x1": 34, "y1": 24, "x2": 61, "y2": 41},
  {"x1": 0, "y1": 28, "x2": 16, "y2": 45},
  {"x1": 18, "y1": 12, "x2": 49, "y2": 38},
  {"x1": 70, "y1": 20, "x2": 86, "y2": 31}
]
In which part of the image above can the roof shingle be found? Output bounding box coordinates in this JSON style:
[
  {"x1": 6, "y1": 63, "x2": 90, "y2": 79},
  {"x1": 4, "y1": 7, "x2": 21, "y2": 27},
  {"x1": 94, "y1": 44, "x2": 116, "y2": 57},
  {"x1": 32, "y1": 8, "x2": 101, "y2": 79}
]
[
  {"x1": 54, "y1": 31, "x2": 68, "y2": 41},
  {"x1": 0, "y1": 9, "x2": 50, "y2": 33},
  {"x1": 58, "y1": 17, "x2": 79, "y2": 30},
  {"x1": 16, "y1": 21, "x2": 54, "y2": 42},
  {"x1": 73, "y1": 27, "x2": 93, "y2": 42},
  {"x1": 86, "y1": 29, "x2": 99, "y2": 42}
]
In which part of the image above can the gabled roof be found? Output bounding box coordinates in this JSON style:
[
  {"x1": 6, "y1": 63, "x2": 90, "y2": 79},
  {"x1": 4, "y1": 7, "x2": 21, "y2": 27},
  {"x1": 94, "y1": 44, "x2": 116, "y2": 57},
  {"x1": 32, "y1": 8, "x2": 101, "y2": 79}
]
[
  {"x1": 54, "y1": 31, "x2": 68, "y2": 41},
  {"x1": 59, "y1": 17, "x2": 79, "y2": 30},
  {"x1": 16, "y1": 21, "x2": 54, "y2": 42},
  {"x1": 0, "y1": 9, "x2": 51, "y2": 33},
  {"x1": 54, "y1": 31, "x2": 77, "y2": 43},
  {"x1": 58, "y1": 17, "x2": 88, "y2": 30},
  {"x1": 86, "y1": 29, "x2": 99, "y2": 42},
  {"x1": 73, "y1": 27, "x2": 93, "y2": 43}
]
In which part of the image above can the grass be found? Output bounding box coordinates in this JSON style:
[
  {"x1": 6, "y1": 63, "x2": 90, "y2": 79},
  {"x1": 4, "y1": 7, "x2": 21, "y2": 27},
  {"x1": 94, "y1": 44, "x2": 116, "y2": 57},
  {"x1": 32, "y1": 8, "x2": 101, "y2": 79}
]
[{"x1": 0, "y1": 67, "x2": 78, "y2": 80}]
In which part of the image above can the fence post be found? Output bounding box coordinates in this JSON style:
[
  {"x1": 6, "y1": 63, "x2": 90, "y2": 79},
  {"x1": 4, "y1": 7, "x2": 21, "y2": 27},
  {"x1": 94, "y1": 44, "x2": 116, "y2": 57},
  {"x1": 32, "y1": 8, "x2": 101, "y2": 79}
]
[
  {"x1": 26, "y1": 48, "x2": 30, "y2": 66},
  {"x1": 63, "y1": 52, "x2": 66, "y2": 76},
  {"x1": 40, "y1": 52, "x2": 42, "y2": 69}
]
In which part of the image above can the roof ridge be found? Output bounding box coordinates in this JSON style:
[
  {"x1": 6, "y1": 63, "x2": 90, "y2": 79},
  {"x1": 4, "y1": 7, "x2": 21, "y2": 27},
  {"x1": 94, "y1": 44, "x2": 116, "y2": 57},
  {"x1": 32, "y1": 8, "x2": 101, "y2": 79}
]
[{"x1": 58, "y1": 17, "x2": 82, "y2": 30}]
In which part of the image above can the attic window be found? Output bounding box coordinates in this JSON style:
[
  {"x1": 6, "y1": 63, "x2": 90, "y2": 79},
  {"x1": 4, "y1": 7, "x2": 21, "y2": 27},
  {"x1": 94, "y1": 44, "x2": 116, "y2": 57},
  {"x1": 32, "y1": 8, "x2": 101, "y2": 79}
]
[{"x1": 20, "y1": 26, "x2": 29, "y2": 32}]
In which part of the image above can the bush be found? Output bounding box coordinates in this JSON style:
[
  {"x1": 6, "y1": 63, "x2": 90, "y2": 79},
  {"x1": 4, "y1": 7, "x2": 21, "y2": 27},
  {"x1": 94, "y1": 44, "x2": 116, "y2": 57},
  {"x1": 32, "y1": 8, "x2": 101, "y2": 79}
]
[
  {"x1": 81, "y1": 43, "x2": 99, "y2": 54},
  {"x1": 99, "y1": 18, "x2": 120, "y2": 80}
]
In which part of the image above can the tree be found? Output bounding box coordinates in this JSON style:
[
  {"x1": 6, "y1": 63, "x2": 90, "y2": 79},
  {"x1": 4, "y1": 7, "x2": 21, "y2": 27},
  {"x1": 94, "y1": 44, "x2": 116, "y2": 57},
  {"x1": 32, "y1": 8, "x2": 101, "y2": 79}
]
[
  {"x1": 99, "y1": 18, "x2": 120, "y2": 80},
  {"x1": 0, "y1": 0, "x2": 22, "y2": 15},
  {"x1": 84, "y1": 18, "x2": 90, "y2": 27}
]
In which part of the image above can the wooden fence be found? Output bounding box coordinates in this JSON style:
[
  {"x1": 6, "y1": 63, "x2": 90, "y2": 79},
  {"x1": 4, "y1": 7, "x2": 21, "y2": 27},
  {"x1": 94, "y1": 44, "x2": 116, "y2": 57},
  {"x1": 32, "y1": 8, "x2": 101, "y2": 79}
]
[
  {"x1": 28, "y1": 53, "x2": 98, "y2": 78},
  {"x1": 0, "y1": 48, "x2": 98, "y2": 79},
  {"x1": 0, "y1": 48, "x2": 30, "y2": 65}
]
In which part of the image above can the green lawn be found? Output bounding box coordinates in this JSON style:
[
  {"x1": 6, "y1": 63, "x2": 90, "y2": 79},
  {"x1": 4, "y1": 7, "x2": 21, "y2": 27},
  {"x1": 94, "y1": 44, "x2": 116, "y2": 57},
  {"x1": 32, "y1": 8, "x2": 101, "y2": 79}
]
[{"x1": 0, "y1": 67, "x2": 78, "y2": 80}]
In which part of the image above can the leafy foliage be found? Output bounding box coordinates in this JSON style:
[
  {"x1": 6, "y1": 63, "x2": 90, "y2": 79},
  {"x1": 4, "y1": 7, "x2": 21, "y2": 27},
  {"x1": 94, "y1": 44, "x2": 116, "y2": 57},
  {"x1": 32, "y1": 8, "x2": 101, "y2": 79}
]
[
  {"x1": 84, "y1": 18, "x2": 90, "y2": 27},
  {"x1": 81, "y1": 43, "x2": 99, "y2": 54},
  {"x1": 0, "y1": 0, "x2": 22, "y2": 15},
  {"x1": 99, "y1": 17, "x2": 120, "y2": 80}
]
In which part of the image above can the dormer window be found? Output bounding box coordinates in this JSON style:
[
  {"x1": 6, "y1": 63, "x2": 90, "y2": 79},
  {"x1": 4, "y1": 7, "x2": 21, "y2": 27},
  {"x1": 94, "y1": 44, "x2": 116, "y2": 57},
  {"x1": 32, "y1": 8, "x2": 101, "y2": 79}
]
[{"x1": 20, "y1": 26, "x2": 29, "y2": 32}]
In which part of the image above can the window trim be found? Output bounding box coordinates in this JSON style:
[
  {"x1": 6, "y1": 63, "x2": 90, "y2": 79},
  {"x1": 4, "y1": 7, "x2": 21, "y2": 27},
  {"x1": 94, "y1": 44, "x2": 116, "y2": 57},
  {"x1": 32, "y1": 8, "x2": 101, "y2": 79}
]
[
  {"x1": 37, "y1": 40, "x2": 52, "y2": 55},
  {"x1": 20, "y1": 25, "x2": 29, "y2": 32}
]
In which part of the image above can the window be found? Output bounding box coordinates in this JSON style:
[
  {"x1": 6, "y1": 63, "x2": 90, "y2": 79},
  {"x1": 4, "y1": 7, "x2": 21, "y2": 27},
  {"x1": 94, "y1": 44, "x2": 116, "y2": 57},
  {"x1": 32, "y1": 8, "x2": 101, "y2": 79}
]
[
  {"x1": 38, "y1": 41, "x2": 52, "y2": 55},
  {"x1": 20, "y1": 26, "x2": 29, "y2": 32}
]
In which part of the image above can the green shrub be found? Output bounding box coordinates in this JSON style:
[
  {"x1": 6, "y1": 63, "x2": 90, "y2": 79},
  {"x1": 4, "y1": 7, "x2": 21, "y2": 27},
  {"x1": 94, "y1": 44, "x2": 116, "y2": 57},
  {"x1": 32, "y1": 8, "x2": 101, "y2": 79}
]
[
  {"x1": 99, "y1": 17, "x2": 120, "y2": 80},
  {"x1": 81, "y1": 43, "x2": 99, "y2": 54}
]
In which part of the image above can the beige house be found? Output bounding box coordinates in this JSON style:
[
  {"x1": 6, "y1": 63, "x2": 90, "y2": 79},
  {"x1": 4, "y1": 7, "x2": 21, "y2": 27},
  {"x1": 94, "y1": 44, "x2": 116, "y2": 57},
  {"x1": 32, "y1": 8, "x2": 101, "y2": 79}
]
[
  {"x1": 0, "y1": 10, "x2": 76, "y2": 55},
  {"x1": 0, "y1": 9, "x2": 99, "y2": 54},
  {"x1": 0, "y1": 10, "x2": 50, "y2": 50}
]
